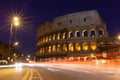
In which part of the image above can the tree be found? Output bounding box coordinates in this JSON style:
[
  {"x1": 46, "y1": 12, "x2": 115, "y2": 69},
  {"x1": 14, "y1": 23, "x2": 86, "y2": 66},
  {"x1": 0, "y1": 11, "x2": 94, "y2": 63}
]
[{"x1": 0, "y1": 41, "x2": 18, "y2": 60}]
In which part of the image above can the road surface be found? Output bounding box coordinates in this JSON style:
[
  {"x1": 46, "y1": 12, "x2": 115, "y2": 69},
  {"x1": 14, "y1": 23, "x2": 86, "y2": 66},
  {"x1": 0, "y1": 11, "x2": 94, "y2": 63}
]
[
  {"x1": 0, "y1": 67, "x2": 27, "y2": 80},
  {"x1": 0, "y1": 63, "x2": 120, "y2": 80},
  {"x1": 28, "y1": 63, "x2": 120, "y2": 80}
]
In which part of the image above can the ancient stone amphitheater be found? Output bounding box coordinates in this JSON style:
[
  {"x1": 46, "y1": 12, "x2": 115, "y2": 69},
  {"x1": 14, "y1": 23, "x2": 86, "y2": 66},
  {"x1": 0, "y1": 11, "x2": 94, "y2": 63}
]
[{"x1": 36, "y1": 10, "x2": 113, "y2": 60}]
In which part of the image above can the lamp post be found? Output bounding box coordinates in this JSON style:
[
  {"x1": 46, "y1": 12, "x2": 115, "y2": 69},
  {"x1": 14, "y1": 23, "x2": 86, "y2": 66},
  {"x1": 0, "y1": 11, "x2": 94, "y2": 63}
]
[
  {"x1": 9, "y1": 16, "x2": 20, "y2": 61},
  {"x1": 9, "y1": 16, "x2": 20, "y2": 45}
]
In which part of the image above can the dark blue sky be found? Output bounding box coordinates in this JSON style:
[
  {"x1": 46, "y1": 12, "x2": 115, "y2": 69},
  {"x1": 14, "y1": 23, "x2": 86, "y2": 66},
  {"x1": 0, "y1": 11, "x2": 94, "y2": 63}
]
[{"x1": 0, "y1": 0, "x2": 120, "y2": 56}]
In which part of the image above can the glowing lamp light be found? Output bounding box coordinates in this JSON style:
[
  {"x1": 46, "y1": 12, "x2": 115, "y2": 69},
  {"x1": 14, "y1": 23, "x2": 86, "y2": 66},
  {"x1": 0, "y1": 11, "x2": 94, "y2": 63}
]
[
  {"x1": 13, "y1": 17, "x2": 19, "y2": 22},
  {"x1": 14, "y1": 41, "x2": 19, "y2": 46},
  {"x1": 118, "y1": 35, "x2": 120, "y2": 40},
  {"x1": 84, "y1": 45, "x2": 88, "y2": 50},
  {"x1": 14, "y1": 21, "x2": 20, "y2": 26},
  {"x1": 12, "y1": 16, "x2": 20, "y2": 26}
]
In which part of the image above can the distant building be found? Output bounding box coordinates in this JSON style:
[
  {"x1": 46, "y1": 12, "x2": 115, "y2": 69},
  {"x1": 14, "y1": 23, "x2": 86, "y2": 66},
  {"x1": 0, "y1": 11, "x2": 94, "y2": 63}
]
[{"x1": 36, "y1": 10, "x2": 117, "y2": 60}]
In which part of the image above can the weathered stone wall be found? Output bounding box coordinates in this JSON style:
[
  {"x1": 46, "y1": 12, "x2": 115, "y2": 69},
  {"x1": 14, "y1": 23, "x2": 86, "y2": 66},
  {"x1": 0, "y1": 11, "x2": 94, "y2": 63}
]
[
  {"x1": 37, "y1": 10, "x2": 108, "y2": 39},
  {"x1": 36, "y1": 10, "x2": 109, "y2": 59}
]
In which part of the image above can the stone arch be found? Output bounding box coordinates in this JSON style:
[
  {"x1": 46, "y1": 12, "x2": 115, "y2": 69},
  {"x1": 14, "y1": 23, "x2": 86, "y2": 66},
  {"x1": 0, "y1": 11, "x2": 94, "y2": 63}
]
[
  {"x1": 69, "y1": 43, "x2": 74, "y2": 51},
  {"x1": 52, "y1": 45, "x2": 56, "y2": 53},
  {"x1": 75, "y1": 43, "x2": 81, "y2": 51},
  {"x1": 48, "y1": 46, "x2": 51, "y2": 53},
  {"x1": 53, "y1": 34, "x2": 56, "y2": 40},
  {"x1": 98, "y1": 29, "x2": 104, "y2": 37},
  {"x1": 46, "y1": 36, "x2": 48, "y2": 42},
  {"x1": 69, "y1": 31, "x2": 73, "y2": 38},
  {"x1": 63, "y1": 32, "x2": 67, "y2": 39},
  {"x1": 82, "y1": 30, "x2": 88, "y2": 37},
  {"x1": 57, "y1": 33, "x2": 60, "y2": 40},
  {"x1": 63, "y1": 44, "x2": 67, "y2": 52},
  {"x1": 75, "y1": 30, "x2": 80, "y2": 37},
  {"x1": 83, "y1": 43, "x2": 89, "y2": 51},
  {"x1": 57, "y1": 45, "x2": 60, "y2": 52},
  {"x1": 90, "y1": 42, "x2": 97, "y2": 50},
  {"x1": 90, "y1": 29, "x2": 96, "y2": 37}
]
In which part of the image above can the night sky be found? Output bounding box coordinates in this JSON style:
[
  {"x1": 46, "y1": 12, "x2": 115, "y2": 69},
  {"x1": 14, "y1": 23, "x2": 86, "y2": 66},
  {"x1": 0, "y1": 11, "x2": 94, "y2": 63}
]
[{"x1": 0, "y1": 0, "x2": 120, "y2": 56}]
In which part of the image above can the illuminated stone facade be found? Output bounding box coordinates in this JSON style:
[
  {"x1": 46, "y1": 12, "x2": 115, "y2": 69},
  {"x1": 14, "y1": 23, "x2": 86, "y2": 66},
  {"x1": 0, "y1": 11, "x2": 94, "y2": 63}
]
[{"x1": 36, "y1": 10, "x2": 110, "y2": 59}]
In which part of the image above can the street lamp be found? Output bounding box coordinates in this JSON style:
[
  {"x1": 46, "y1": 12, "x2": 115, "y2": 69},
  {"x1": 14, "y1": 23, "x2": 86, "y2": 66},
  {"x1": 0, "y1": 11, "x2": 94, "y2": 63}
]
[
  {"x1": 9, "y1": 16, "x2": 20, "y2": 60},
  {"x1": 13, "y1": 17, "x2": 20, "y2": 26},
  {"x1": 9, "y1": 16, "x2": 20, "y2": 45},
  {"x1": 14, "y1": 41, "x2": 19, "y2": 47}
]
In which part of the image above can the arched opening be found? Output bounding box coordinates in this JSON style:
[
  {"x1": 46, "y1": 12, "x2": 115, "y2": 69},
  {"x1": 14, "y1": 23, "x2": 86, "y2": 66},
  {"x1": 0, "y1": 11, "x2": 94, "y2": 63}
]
[
  {"x1": 63, "y1": 32, "x2": 67, "y2": 39},
  {"x1": 75, "y1": 43, "x2": 81, "y2": 51},
  {"x1": 75, "y1": 30, "x2": 80, "y2": 37},
  {"x1": 52, "y1": 45, "x2": 56, "y2": 53},
  {"x1": 49, "y1": 36, "x2": 51, "y2": 41},
  {"x1": 91, "y1": 42, "x2": 97, "y2": 50},
  {"x1": 69, "y1": 31, "x2": 73, "y2": 38},
  {"x1": 82, "y1": 30, "x2": 88, "y2": 37},
  {"x1": 83, "y1": 43, "x2": 89, "y2": 51},
  {"x1": 98, "y1": 29, "x2": 104, "y2": 37},
  {"x1": 63, "y1": 44, "x2": 67, "y2": 52},
  {"x1": 69, "y1": 43, "x2": 74, "y2": 51},
  {"x1": 91, "y1": 30, "x2": 96, "y2": 37},
  {"x1": 57, "y1": 45, "x2": 60, "y2": 52},
  {"x1": 46, "y1": 36, "x2": 48, "y2": 42},
  {"x1": 48, "y1": 46, "x2": 51, "y2": 53},
  {"x1": 53, "y1": 34, "x2": 56, "y2": 40},
  {"x1": 57, "y1": 33, "x2": 60, "y2": 40}
]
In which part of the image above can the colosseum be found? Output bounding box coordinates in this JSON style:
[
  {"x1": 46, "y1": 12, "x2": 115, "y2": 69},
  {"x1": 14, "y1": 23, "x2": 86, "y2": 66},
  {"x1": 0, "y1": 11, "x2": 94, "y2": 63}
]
[{"x1": 36, "y1": 10, "x2": 116, "y2": 60}]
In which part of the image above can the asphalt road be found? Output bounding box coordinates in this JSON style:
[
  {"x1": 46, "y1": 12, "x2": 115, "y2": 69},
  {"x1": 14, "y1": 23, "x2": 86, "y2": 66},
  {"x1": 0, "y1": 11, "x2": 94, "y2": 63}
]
[
  {"x1": 0, "y1": 63, "x2": 120, "y2": 80},
  {"x1": 30, "y1": 64, "x2": 120, "y2": 80},
  {"x1": 0, "y1": 67, "x2": 26, "y2": 80}
]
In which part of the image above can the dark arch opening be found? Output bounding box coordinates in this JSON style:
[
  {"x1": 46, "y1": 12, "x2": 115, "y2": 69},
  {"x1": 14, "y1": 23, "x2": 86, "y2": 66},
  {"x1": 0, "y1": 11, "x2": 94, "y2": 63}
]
[
  {"x1": 70, "y1": 32, "x2": 73, "y2": 38},
  {"x1": 84, "y1": 31, "x2": 88, "y2": 37},
  {"x1": 91, "y1": 30, "x2": 95, "y2": 37},
  {"x1": 98, "y1": 30, "x2": 103, "y2": 36},
  {"x1": 77, "y1": 31, "x2": 80, "y2": 37}
]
